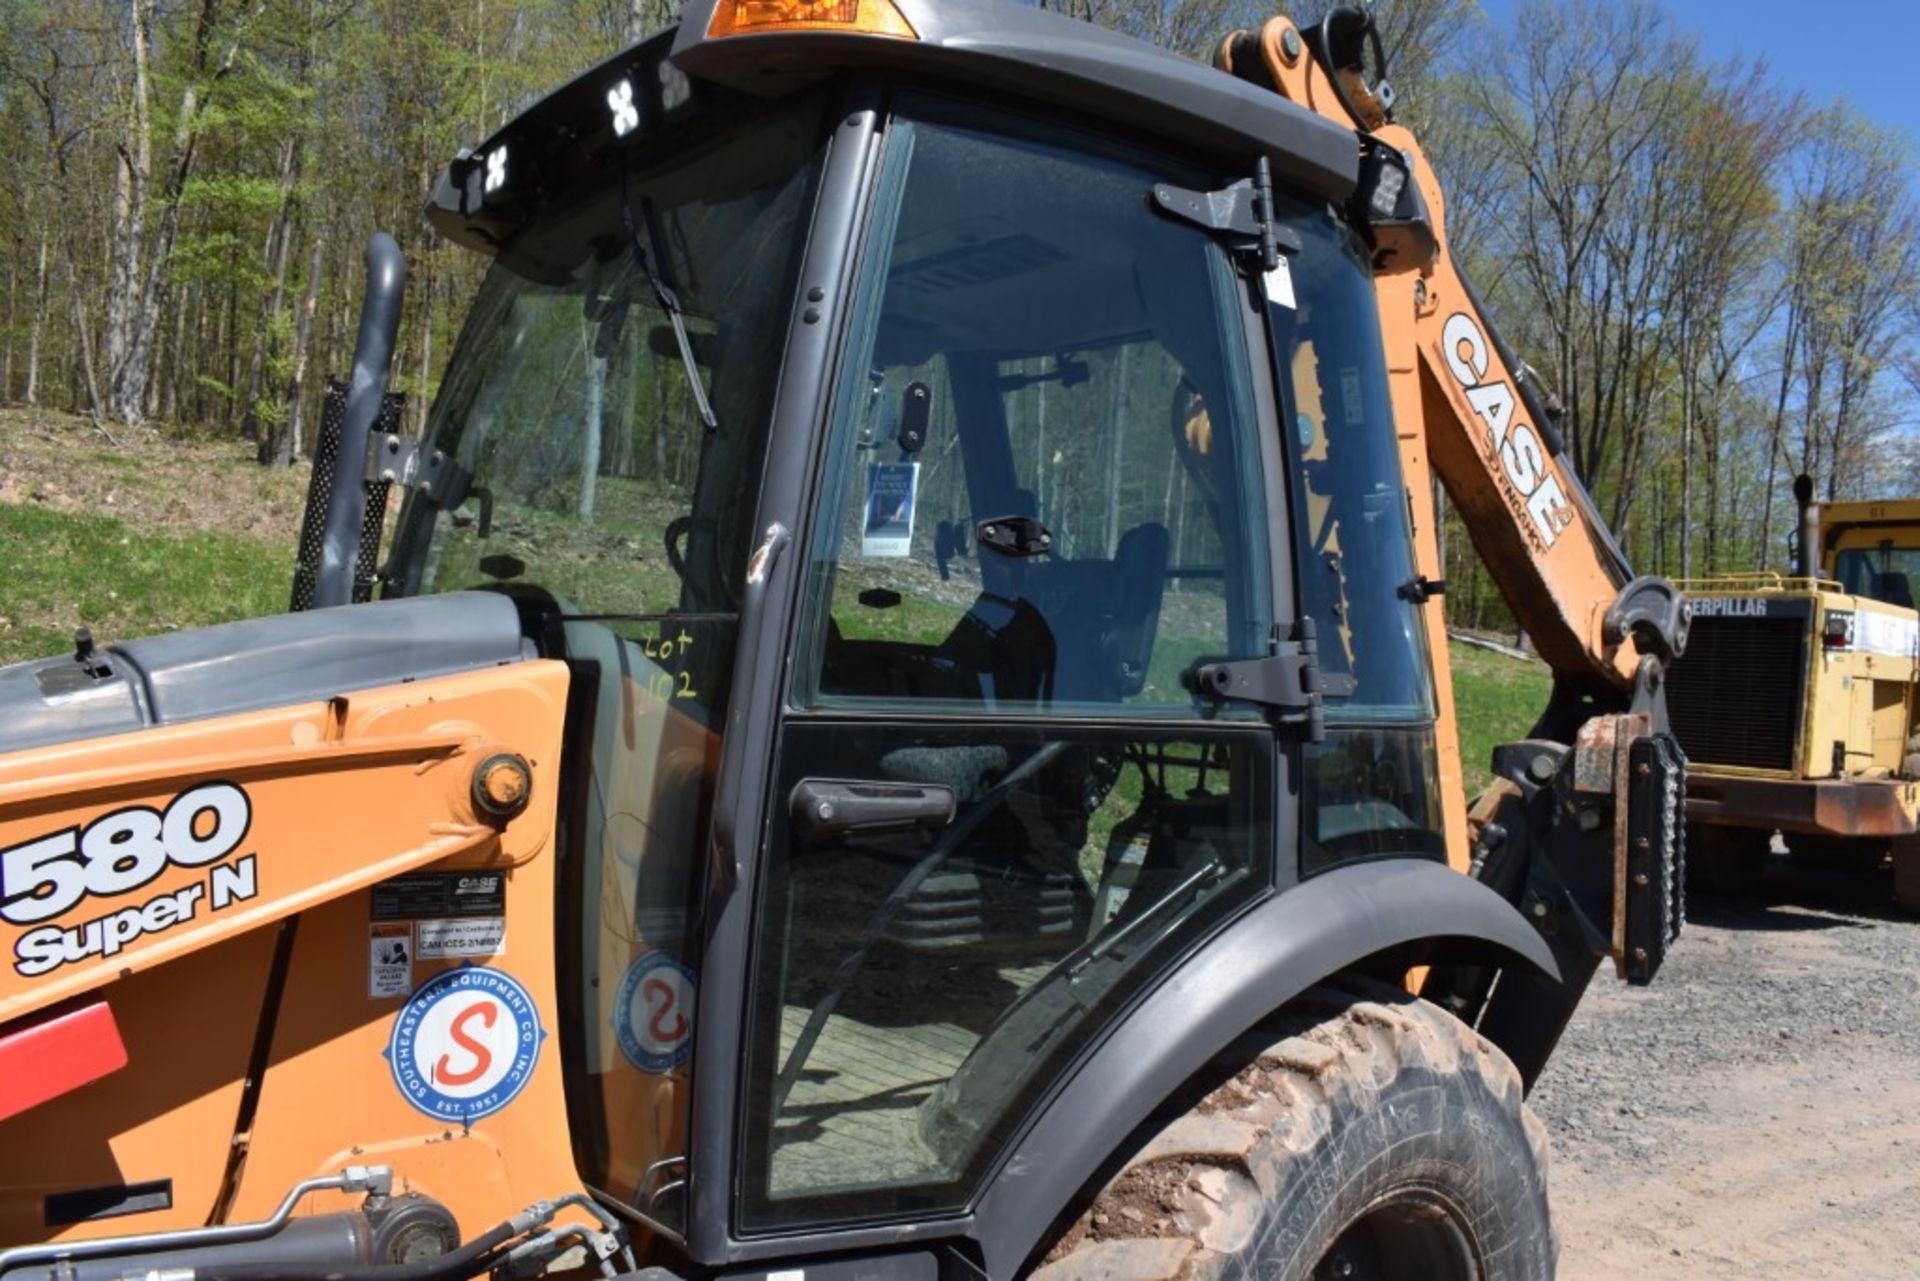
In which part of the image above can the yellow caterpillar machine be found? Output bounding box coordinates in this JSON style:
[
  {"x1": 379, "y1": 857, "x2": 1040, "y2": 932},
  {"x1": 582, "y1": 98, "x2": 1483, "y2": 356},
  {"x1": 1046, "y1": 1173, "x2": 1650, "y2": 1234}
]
[
  {"x1": 1672, "y1": 474, "x2": 1920, "y2": 908},
  {"x1": 0, "y1": 4, "x2": 1688, "y2": 1278}
]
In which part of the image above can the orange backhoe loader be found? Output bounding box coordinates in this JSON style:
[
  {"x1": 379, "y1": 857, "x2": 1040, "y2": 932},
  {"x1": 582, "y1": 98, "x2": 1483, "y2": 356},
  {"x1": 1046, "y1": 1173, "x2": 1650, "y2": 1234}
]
[{"x1": 0, "y1": 4, "x2": 1688, "y2": 1278}]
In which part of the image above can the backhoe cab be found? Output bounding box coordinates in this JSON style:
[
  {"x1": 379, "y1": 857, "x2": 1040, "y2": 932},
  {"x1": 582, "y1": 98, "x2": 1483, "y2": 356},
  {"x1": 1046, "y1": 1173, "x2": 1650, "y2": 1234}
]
[{"x1": 0, "y1": 3, "x2": 1686, "y2": 1279}]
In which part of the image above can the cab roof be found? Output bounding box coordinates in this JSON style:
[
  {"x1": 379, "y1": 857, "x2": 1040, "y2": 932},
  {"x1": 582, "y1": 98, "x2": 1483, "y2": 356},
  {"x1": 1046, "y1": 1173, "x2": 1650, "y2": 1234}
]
[
  {"x1": 1823, "y1": 498, "x2": 1920, "y2": 534},
  {"x1": 429, "y1": 0, "x2": 1360, "y2": 255}
]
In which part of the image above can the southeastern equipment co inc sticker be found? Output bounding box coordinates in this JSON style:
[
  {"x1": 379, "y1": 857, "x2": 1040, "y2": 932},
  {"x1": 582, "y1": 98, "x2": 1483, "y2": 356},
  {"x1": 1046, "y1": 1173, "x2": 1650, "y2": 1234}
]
[
  {"x1": 615, "y1": 951, "x2": 696, "y2": 1073},
  {"x1": 385, "y1": 965, "x2": 543, "y2": 1123}
]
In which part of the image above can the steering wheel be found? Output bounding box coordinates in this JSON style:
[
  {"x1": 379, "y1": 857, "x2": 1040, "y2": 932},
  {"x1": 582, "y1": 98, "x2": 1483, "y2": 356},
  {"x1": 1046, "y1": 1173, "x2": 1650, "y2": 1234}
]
[{"x1": 664, "y1": 515, "x2": 692, "y2": 582}]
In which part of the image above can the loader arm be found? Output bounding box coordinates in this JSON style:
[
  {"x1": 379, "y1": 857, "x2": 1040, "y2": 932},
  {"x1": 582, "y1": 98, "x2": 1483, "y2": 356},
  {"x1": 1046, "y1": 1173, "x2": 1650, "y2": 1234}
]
[{"x1": 1217, "y1": 11, "x2": 1690, "y2": 1080}]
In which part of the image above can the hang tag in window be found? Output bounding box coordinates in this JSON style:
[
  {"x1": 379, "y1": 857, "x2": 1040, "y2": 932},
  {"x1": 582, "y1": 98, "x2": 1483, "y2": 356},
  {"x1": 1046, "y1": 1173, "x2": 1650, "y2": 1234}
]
[
  {"x1": 1264, "y1": 257, "x2": 1297, "y2": 311},
  {"x1": 862, "y1": 462, "x2": 920, "y2": 558}
]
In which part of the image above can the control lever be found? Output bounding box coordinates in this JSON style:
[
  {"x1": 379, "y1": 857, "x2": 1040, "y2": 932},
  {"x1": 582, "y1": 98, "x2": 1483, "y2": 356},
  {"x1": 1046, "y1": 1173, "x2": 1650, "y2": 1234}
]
[{"x1": 789, "y1": 779, "x2": 956, "y2": 842}]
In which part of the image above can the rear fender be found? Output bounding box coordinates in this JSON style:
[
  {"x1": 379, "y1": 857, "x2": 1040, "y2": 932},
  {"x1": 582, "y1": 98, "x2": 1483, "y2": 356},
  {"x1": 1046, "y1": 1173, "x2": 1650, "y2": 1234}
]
[{"x1": 971, "y1": 857, "x2": 1555, "y2": 1278}]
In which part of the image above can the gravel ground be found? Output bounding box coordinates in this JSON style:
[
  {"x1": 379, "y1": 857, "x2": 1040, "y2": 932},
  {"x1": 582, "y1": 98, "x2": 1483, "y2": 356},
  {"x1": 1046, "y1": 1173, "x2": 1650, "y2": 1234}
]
[{"x1": 1533, "y1": 850, "x2": 1920, "y2": 1279}]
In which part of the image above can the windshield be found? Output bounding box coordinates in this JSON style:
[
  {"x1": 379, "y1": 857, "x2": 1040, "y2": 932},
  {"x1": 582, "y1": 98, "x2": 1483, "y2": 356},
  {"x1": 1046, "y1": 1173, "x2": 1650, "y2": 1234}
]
[
  {"x1": 1834, "y1": 543, "x2": 1920, "y2": 609},
  {"x1": 387, "y1": 100, "x2": 822, "y2": 631},
  {"x1": 386, "y1": 95, "x2": 825, "y2": 1228}
]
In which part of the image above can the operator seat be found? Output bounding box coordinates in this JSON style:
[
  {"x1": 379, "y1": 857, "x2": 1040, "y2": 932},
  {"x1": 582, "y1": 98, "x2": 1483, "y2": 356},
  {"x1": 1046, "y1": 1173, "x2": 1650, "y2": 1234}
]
[
  {"x1": 1873, "y1": 571, "x2": 1914, "y2": 610},
  {"x1": 1045, "y1": 522, "x2": 1172, "y2": 704}
]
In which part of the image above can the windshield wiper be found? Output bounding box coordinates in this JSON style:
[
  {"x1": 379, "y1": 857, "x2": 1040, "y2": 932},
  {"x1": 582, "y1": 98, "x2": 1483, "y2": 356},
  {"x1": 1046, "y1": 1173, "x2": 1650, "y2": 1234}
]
[{"x1": 619, "y1": 171, "x2": 718, "y2": 434}]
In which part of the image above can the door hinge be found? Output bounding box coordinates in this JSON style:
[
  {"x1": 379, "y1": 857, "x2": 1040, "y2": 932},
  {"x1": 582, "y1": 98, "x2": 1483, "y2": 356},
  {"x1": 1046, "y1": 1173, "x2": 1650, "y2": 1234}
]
[
  {"x1": 1151, "y1": 156, "x2": 1302, "y2": 273},
  {"x1": 1185, "y1": 618, "x2": 1354, "y2": 741},
  {"x1": 1397, "y1": 574, "x2": 1446, "y2": 603}
]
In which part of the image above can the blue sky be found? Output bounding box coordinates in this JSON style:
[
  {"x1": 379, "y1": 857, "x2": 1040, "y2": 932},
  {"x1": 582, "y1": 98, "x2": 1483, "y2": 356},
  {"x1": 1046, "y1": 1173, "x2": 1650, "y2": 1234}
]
[{"x1": 1476, "y1": 0, "x2": 1920, "y2": 169}]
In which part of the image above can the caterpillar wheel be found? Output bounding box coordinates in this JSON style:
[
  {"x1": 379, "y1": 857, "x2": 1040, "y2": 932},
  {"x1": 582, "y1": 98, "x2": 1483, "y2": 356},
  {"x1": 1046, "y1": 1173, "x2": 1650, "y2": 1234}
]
[
  {"x1": 1686, "y1": 823, "x2": 1770, "y2": 897},
  {"x1": 1033, "y1": 983, "x2": 1554, "y2": 1281},
  {"x1": 1788, "y1": 835, "x2": 1888, "y2": 875},
  {"x1": 1892, "y1": 837, "x2": 1920, "y2": 914}
]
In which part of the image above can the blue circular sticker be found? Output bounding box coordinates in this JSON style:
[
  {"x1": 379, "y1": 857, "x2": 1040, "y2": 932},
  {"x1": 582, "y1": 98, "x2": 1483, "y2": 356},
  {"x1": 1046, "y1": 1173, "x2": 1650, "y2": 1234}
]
[
  {"x1": 615, "y1": 951, "x2": 696, "y2": 1073},
  {"x1": 385, "y1": 965, "x2": 544, "y2": 1122}
]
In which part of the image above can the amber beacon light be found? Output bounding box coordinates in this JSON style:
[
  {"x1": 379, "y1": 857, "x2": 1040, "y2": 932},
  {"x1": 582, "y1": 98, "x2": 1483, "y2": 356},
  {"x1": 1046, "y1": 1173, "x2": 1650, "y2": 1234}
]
[{"x1": 708, "y1": 0, "x2": 918, "y2": 38}]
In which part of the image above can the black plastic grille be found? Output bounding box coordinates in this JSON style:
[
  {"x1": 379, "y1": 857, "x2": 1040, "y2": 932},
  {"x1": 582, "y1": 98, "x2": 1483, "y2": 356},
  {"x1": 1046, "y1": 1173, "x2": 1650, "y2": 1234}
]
[
  {"x1": 290, "y1": 378, "x2": 402, "y2": 611},
  {"x1": 1666, "y1": 614, "x2": 1807, "y2": 771}
]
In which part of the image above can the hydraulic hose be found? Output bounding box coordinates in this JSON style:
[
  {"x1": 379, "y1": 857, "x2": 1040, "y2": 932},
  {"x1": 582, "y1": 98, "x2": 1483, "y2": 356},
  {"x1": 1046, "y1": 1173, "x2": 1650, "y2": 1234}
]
[
  {"x1": 0, "y1": 1170, "x2": 389, "y2": 1278},
  {"x1": 195, "y1": 1216, "x2": 522, "y2": 1281},
  {"x1": 194, "y1": 1193, "x2": 625, "y2": 1281}
]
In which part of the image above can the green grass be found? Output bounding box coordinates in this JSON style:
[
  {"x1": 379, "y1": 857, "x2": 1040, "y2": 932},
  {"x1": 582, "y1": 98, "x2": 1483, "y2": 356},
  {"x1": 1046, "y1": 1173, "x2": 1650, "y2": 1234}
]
[
  {"x1": 0, "y1": 475, "x2": 1553, "y2": 803},
  {"x1": 1447, "y1": 641, "x2": 1551, "y2": 794},
  {"x1": 0, "y1": 505, "x2": 288, "y2": 665}
]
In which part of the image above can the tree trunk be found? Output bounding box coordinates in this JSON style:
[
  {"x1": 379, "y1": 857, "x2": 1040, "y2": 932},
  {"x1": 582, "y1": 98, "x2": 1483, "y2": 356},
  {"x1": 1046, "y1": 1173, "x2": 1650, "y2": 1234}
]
[
  {"x1": 1678, "y1": 326, "x2": 1695, "y2": 581},
  {"x1": 156, "y1": 285, "x2": 189, "y2": 422},
  {"x1": 25, "y1": 234, "x2": 47, "y2": 407},
  {"x1": 281, "y1": 239, "x2": 325, "y2": 464},
  {"x1": 118, "y1": 0, "x2": 259, "y2": 433},
  {"x1": 1758, "y1": 292, "x2": 1801, "y2": 569},
  {"x1": 65, "y1": 252, "x2": 102, "y2": 419},
  {"x1": 246, "y1": 139, "x2": 302, "y2": 454},
  {"x1": 225, "y1": 274, "x2": 242, "y2": 430},
  {"x1": 581, "y1": 350, "x2": 606, "y2": 522},
  {"x1": 105, "y1": 0, "x2": 156, "y2": 426},
  {"x1": 3, "y1": 248, "x2": 15, "y2": 402}
]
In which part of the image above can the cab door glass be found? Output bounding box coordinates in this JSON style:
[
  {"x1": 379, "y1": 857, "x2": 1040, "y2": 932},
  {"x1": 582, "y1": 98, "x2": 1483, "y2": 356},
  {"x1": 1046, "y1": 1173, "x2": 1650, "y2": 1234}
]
[
  {"x1": 741, "y1": 105, "x2": 1277, "y2": 1232},
  {"x1": 1268, "y1": 205, "x2": 1445, "y2": 870},
  {"x1": 795, "y1": 114, "x2": 1272, "y2": 716}
]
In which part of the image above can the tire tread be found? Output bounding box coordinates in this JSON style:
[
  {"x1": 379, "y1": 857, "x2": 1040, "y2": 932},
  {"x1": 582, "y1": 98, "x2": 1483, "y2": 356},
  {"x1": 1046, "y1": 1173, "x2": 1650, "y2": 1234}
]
[{"x1": 1031, "y1": 980, "x2": 1550, "y2": 1281}]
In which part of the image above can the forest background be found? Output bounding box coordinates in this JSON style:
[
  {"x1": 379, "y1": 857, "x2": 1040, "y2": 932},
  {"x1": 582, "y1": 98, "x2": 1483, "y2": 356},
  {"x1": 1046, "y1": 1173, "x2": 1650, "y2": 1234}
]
[{"x1": 1, "y1": 0, "x2": 1914, "y2": 633}]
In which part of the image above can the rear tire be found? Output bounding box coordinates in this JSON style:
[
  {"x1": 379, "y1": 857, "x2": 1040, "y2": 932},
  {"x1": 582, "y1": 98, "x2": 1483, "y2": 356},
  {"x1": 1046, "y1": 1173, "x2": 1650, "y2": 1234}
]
[
  {"x1": 1688, "y1": 824, "x2": 1770, "y2": 896},
  {"x1": 1032, "y1": 983, "x2": 1554, "y2": 1281},
  {"x1": 1892, "y1": 838, "x2": 1920, "y2": 914},
  {"x1": 1789, "y1": 836, "x2": 1888, "y2": 874}
]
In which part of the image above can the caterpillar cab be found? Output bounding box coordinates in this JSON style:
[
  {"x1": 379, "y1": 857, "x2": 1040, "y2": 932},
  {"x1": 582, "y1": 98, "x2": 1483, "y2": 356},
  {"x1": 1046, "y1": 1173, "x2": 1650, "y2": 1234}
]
[{"x1": 0, "y1": 3, "x2": 1689, "y2": 1278}]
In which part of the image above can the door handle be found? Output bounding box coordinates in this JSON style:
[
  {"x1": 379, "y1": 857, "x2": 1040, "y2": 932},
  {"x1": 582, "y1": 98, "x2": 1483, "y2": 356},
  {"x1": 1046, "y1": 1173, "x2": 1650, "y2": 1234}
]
[{"x1": 789, "y1": 779, "x2": 956, "y2": 842}]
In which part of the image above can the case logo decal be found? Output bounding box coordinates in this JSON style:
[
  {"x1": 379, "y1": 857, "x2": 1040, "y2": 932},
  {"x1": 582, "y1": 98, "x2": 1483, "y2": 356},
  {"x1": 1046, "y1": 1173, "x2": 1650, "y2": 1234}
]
[
  {"x1": 386, "y1": 965, "x2": 544, "y2": 1122},
  {"x1": 616, "y1": 951, "x2": 695, "y2": 1073},
  {"x1": 1438, "y1": 311, "x2": 1572, "y2": 550}
]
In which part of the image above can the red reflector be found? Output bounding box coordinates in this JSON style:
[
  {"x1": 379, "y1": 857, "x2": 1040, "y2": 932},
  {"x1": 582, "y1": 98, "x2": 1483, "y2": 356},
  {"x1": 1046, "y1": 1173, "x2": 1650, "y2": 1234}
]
[{"x1": 0, "y1": 1000, "x2": 129, "y2": 1123}]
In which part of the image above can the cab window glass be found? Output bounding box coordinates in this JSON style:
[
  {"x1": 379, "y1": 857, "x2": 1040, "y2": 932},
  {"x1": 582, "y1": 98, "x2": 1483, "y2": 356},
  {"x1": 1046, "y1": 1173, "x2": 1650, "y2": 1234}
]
[
  {"x1": 794, "y1": 112, "x2": 1272, "y2": 716},
  {"x1": 1834, "y1": 545, "x2": 1920, "y2": 608},
  {"x1": 382, "y1": 98, "x2": 828, "y2": 1231},
  {"x1": 1267, "y1": 205, "x2": 1446, "y2": 869}
]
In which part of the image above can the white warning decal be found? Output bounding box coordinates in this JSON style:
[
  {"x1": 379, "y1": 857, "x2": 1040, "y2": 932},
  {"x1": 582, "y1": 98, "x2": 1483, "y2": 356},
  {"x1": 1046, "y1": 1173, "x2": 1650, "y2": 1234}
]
[
  {"x1": 6, "y1": 782, "x2": 259, "y2": 978},
  {"x1": 417, "y1": 916, "x2": 506, "y2": 959},
  {"x1": 369, "y1": 922, "x2": 413, "y2": 998}
]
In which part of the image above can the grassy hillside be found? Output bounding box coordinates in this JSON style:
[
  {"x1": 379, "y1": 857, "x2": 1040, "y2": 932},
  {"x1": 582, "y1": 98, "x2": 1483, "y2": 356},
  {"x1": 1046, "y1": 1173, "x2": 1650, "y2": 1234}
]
[
  {"x1": 1448, "y1": 639, "x2": 1550, "y2": 794},
  {"x1": 0, "y1": 409, "x2": 305, "y2": 665},
  {"x1": 0, "y1": 408, "x2": 1551, "y2": 787}
]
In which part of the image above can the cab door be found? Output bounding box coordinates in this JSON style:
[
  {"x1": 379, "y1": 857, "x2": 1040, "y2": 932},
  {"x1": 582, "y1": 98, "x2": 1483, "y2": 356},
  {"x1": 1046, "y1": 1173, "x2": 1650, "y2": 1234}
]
[{"x1": 737, "y1": 100, "x2": 1285, "y2": 1235}]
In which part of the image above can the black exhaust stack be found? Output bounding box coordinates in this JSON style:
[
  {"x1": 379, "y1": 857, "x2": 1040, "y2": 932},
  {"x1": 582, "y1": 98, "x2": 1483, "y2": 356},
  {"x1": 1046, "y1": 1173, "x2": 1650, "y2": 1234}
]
[
  {"x1": 1793, "y1": 473, "x2": 1820, "y2": 579},
  {"x1": 313, "y1": 233, "x2": 407, "y2": 609}
]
